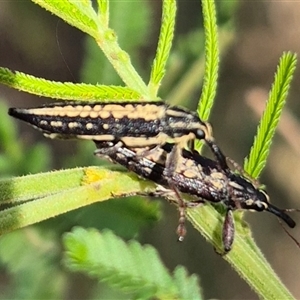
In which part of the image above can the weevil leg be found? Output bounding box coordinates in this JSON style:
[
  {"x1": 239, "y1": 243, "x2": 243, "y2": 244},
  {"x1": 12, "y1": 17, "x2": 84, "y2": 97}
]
[
  {"x1": 164, "y1": 144, "x2": 189, "y2": 241},
  {"x1": 165, "y1": 143, "x2": 180, "y2": 177},
  {"x1": 206, "y1": 140, "x2": 229, "y2": 172},
  {"x1": 134, "y1": 144, "x2": 164, "y2": 159},
  {"x1": 200, "y1": 122, "x2": 229, "y2": 171},
  {"x1": 155, "y1": 173, "x2": 188, "y2": 241},
  {"x1": 222, "y1": 209, "x2": 235, "y2": 253},
  {"x1": 172, "y1": 185, "x2": 187, "y2": 242},
  {"x1": 94, "y1": 141, "x2": 123, "y2": 157}
]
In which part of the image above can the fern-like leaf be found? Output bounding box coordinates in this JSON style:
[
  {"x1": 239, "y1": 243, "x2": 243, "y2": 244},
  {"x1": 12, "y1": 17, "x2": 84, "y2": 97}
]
[
  {"x1": 0, "y1": 67, "x2": 141, "y2": 101},
  {"x1": 173, "y1": 266, "x2": 202, "y2": 300},
  {"x1": 63, "y1": 228, "x2": 202, "y2": 299},
  {"x1": 197, "y1": 0, "x2": 219, "y2": 121},
  {"x1": 195, "y1": 0, "x2": 219, "y2": 152},
  {"x1": 149, "y1": 0, "x2": 176, "y2": 98},
  {"x1": 244, "y1": 52, "x2": 297, "y2": 178}
]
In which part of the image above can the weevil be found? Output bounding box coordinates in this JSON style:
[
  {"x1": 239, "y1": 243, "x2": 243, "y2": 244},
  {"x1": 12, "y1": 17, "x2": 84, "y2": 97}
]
[
  {"x1": 8, "y1": 101, "x2": 228, "y2": 179},
  {"x1": 94, "y1": 141, "x2": 296, "y2": 252}
]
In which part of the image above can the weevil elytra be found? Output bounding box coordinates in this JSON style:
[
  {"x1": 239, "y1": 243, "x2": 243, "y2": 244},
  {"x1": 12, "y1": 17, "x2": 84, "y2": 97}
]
[
  {"x1": 8, "y1": 100, "x2": 229, "y2": 182},
  {"x1": 94, "y1": 141, "x2": 296, "y2": 252}
]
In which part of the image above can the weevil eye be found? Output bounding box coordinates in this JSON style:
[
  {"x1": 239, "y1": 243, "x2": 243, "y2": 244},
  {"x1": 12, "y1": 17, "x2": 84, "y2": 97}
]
[{"x1": 196, "y1": 129, "x2": 205, "y2": 139}]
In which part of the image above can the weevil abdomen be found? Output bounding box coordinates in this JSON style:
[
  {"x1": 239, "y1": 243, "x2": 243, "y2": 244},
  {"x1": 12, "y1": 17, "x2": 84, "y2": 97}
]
[{"x1": 8, "y1": 102, "x2": 166, "y2": 141}]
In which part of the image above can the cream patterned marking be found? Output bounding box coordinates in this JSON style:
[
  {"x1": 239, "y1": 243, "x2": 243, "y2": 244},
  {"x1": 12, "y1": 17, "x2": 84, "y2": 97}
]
[
  {"x1": 262, "y1": 202, "x2": 269, "y2": 209},
  {"x1": 93, "y1": 105, "x2": 101, "y2": 111},
  {"x1": 39, "y1": 120, "x2": 48, "y2": 126},
  {"x1": 44, "y1": 133, "x2": 63, "y2": 139},
  {"x1": 255, "y1": 201, "x2": 268, "y2": 209},
  {"x1": 25, "y1": 105, "x2": 90, "y2": 118},
  {"x1": 182, "y1": 169, "x2": 199, "y2": 179},
  {"x1": 261, "y1": 191, "x2": 270, "y2": 202},
  {"x1": 86, "y1": 123, "x2": 94, "y2": 130},
  {"x1": 83, "y1": 105, "x2": 92, "y2": 111},
  {"x1": 50, "y1": 121, "x2": 63, "y2": 127},
  {"x1": 89, "y1": 111, "x2": 99, "y2": 118},
  {"x1": 121, "y1": 132, "x2": 170, "y2": 147},
  {"x1": 66, "y1": 105, "x2": 82, "y2": 118},
  {"x1": 127, "y1": 112, "x2": 139, "y2": 119},
  {"x1": 89, "y1": 104, "x2": 165, "y2": 120},
  {"x1": 64, "y1": 106, "x2": 83, "y2": 118},
  {"x1": 210, "y1": 172, "x2": 225, "y2": 180},
  {"x1": 79, "y1": 111, "x2": 90, "y2": 118},
  {"x1": 148, "y1": 110, "x2": 162, "y2": 120},
  {"x1": 110, "y1": 110, "x2": 131, "y2": 119},
  {"x1": 184, "y1": 159, "x2": 195, "y2": 168},
  {"x1": 140, "y1": 166, "x2": 153, "y2": 175},
  {"x1": 103, "y1": 124, "x2": 109, "y2": 130},
  {"x1": 165, "y1": 108, "x2": 190, "y2": 118},
  {"x1": 245, "y1": 199, "x2": 254, "y2": 206},
  {"x1": 136, "y1": 105, "x2": 146, "y2": 111},
  {"x1": 170, "y1": 121, "x2": 200, "y2": 129},
  {"x1": 210, "y1": 179, "x2": 225, "y2": 190},
  {"x1": 143, "y1": 147, "x2": 166, "y2": 165},
  {"x1": 125, "y1": 104, "x2": 134, "y2": 111},
  {"x1": 196, "y1": 164, "x2": 203, "y2": 174},
  {"x1": 98, "y1": 111, "x2": 111, "y2": 119},
  {"x1": 78, "y1": 134, "x2": 115, "y2": 141},
  {"x1": 68, "y1": 122, "x2": 80, "y2": 129},
  {"x1": 99, "y1": 104, "x2": 114, "y2": 111},
  {"x1": 229, "y1": 181, "x2": 244, "y2": 190},
  {"x1": 203, "y1": 123, "x2": 213, "y2": 140}
]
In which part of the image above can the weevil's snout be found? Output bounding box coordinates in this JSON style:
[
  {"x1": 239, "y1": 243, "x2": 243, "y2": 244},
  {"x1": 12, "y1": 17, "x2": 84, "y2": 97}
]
[
  {"x1": 266, "y1": 203, "x2": 296, "y2": 228},
  {"x1": 256, "y1": 190, "x2": 296, "y2": 228}
]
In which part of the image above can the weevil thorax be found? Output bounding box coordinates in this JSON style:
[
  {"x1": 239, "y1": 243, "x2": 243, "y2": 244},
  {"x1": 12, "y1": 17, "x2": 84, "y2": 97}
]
[{"x1": 164, "y1": 106, "x2": 209, "y2": 140}]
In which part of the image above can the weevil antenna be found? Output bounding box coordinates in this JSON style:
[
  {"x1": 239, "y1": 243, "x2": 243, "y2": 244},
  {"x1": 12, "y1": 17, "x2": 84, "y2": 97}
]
[{"x1": 278, "y1": 219, "x2": 300, "y2": 249}]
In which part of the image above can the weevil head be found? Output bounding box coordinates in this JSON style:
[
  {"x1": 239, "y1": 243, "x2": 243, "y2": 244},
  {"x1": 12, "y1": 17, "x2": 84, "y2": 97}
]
[
  {"x1": 230, "y1": 175, "x2": 296, "y2": 228},
  {"x1": 230, "y1": 177, "x2": 269, "y2": 211},
  {"x1": 241, "y1": 187, "x2": 295, "y2": 228}
]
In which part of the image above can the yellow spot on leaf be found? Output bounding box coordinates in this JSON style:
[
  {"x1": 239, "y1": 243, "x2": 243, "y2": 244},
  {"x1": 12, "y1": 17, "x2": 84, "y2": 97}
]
[{"x1": 82, "y1": 168, "x2": 108, "y2": 185}]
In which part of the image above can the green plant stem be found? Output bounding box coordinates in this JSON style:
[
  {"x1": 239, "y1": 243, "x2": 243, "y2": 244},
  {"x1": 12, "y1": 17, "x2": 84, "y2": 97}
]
[{"x1": 188, "y1": 206, "x2": 294, "y2": 300}]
